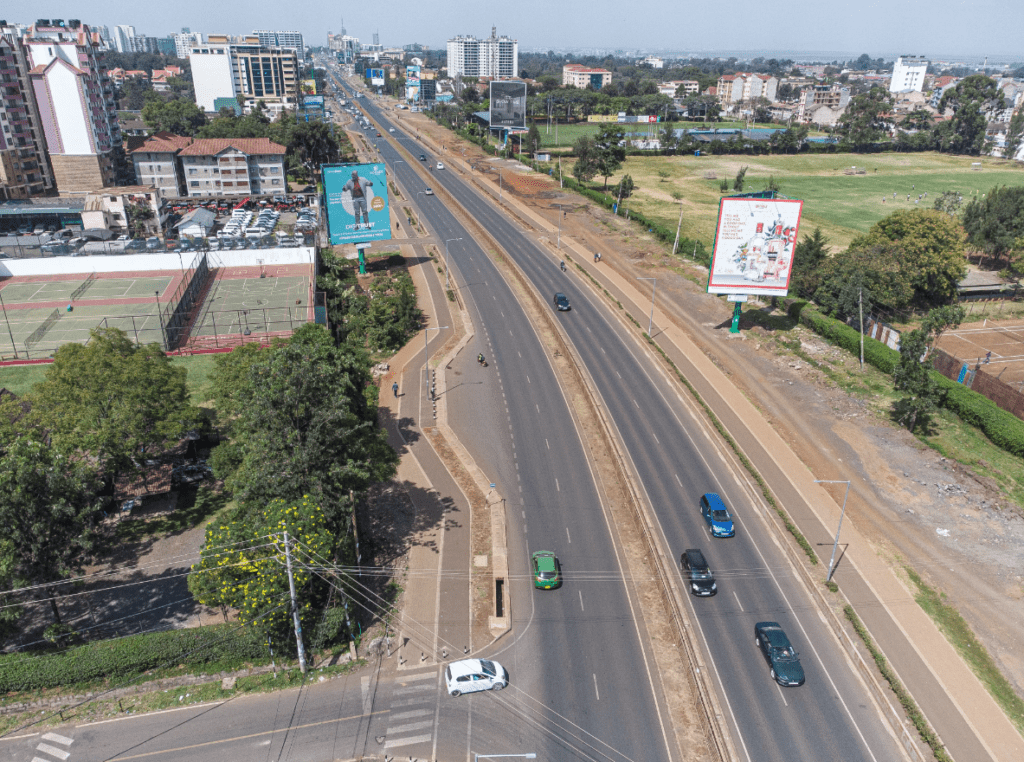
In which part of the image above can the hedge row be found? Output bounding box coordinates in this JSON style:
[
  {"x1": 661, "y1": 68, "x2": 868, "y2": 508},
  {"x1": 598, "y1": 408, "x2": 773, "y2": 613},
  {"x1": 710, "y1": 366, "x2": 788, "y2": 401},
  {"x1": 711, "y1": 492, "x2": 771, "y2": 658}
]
[
  {"x1": 0, "y1": 625, "x2": 269, "y2": 693},
  {"x1": 790, "y1": 301, "x2": 1024, "y2": 458}
]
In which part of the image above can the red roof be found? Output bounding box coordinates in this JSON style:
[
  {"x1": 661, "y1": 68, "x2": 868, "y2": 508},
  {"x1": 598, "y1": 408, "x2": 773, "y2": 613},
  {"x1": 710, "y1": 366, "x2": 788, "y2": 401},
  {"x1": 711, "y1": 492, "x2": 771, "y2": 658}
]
[
  {"x1": 131, "y1": 131, "x2": 194, "y2": 154},
  {"x1": 178, "y1": 138, "x2": 286, "y2": 157}
]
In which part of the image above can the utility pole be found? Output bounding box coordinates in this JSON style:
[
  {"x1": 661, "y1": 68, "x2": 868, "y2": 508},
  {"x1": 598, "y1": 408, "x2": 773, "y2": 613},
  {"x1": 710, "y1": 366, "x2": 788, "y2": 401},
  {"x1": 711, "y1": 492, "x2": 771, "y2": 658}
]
[
  {"x1": 858, "y1": 289, "x2": 865, "y2": 370},
  {"x1": 283, "y1": 531, "x2": 308, "y2": 674},
  {"x1": 672, "y1": 200, "x2": 684, "y2": 255}
]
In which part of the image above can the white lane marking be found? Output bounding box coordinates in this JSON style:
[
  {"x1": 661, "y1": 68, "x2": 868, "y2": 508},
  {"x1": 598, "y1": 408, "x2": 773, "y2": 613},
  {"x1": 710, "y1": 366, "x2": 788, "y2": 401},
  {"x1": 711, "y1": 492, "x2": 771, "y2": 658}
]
[
  {"x1": 633, "y1": 399, "x2": 639, "y2": 408},
  {"x1": 555, "y1": 478, "x2": 560, "y2": 492},
  {"x1": 733, "y1": 591, "x2": 744, "y2": 611},
  {"x1": 510, "y1": 330, "x2": 514, "y2": 337},
  {"x1": 593, "y1": 674, "x2": 600, "y2": 700},
  {"x1": 579, "y1": 590, "x2": 584, "y2": 610},
  {"x1": 42, "y1": 734, "x2": 73, "y2": 746},
  {"x1": 775, "y1": 683, "x2": 789, "y2": 706},
  {"x1": 545, "y1": 439, "x2": 550, "y2": 449},
  {"x1": 393, "y1": 683, "x2": 434, "y2": 695},
  {"x1": 675, "y1": 473, "x2": 683, "y2": 487},
  {"x1": 35, "y1": 746, "x2": 70, "y2": 761},
  {"x1": 384, "y1": 734, "x2": 433, "y2": 749},
  {"x1": 387, "y1": 720, "x2": 434, "y2": 734},
  {"x1": 398, "y1": 672, "x2": 436, "y2": 683},
  {"x1": 601, "y1": 347, "x2": 606, "y2": 353},
  {"x1": 517, "y1": 351, "x2": 522, "y2": 358},
  {"x1": 361, "y1": 675, "x2": 371, "y2": 713},
  {"x1": 652, "y1": 431, "x2": 660, "y2": 444},
  {"x1": 522, "y1": 511, "x2": 526, "y2": 518},
  {"x1": 526, "y1": 375, "x2": 530, "y2": 384},
  {"x1": 536, "y1": 404, "x2": 540, "y2": 413},
  {"x1": 616, "y1": 370, "x2": 621, "y2": 378},
  {"x1": 566, "y1": 527, "x2": 571, "y2": 543}
]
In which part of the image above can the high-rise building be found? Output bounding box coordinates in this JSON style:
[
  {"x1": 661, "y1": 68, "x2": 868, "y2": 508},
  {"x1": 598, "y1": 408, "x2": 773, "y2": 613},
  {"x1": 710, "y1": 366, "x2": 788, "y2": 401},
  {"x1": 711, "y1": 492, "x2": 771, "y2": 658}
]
[
  {"x1": 890, "y1": 56, "x2": 929, "y2": 93},
  {"x1": 21, "y1": 20, "x2": 125, "y2": 193},
  {"x1": 446, "y1": 27, "x2": 517, "y2": 78},
  {"x1": 174, "y1": 31, "x2": 202, "y2": 59},
  {"x1": 113, "y1": 24, "x2": 136, "y2": 53},
  {"x1": 253, "y1": 30, "x2": 304, "y2": 62},
  {"x1": 0, "y1": 23, "x2": 55, "y2": 197},
  {"x1": 190, "y1": 36, "x2": 298, "y2": 115}
]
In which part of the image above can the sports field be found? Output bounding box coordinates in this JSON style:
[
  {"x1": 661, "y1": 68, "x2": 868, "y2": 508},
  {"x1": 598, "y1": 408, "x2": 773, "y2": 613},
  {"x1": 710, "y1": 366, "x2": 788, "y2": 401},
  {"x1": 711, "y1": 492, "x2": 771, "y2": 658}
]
[
  {"x1": 600, "y1": 152, "x2": 1024, "y2": 250},
  {"x1": 935, "y1": 321, "x2": 1024, "y2": 387}
]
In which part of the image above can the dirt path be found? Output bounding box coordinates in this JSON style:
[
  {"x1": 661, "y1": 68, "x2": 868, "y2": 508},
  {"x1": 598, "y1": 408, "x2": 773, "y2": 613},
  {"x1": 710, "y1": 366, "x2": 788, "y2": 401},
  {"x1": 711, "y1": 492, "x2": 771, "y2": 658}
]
[{"x1": 406, "y1": 111, "x2": 1024, "y2": 704}]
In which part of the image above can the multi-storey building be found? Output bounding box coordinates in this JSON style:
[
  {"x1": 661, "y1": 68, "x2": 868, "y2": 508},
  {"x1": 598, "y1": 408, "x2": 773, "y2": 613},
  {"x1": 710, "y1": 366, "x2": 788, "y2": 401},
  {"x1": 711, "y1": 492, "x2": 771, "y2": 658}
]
[
  {"x1": 174, "y1": 30, "x2": 202, "y2": 59},
  {"x1": 131, "y1": 135, "x2": 286, "y2": 198},
  {"x1": 190, "y1": 36, "x2": 298, "y2": 114},
  {"x1": 716, "y1": 73, "x2": 779, "y2": 105},
  {"x1": 890, "y1": 56, "x2": 929, "y2": 93},
  {"x1": 22, "y1": 20, "x2": 124, "y2": 194},
  {"x1": 113, "y1": 25, "x2": 136, "y2": 54},
  {"x1": 563, "y1": 64, "x2": 611, "y2": 90},
  {"x1": 797, "y1": 84, "x2": 851, "y2": 122},
  {"x1": 0, "y1": 23, "x2": 55, "y2": 197},
  {"x1": 253, "y1": 30, "x2": 304, "y2": 63},
  {"x1": 447, "y1": 27, "x2": 517, "y2": 78}
]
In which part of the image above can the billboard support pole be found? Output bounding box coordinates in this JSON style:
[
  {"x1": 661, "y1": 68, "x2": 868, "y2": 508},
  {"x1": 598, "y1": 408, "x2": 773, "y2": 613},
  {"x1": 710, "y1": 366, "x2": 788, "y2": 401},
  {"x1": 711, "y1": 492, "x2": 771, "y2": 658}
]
[{"x1": 730, "y1": 301, "x2": 742, "y2": 334}]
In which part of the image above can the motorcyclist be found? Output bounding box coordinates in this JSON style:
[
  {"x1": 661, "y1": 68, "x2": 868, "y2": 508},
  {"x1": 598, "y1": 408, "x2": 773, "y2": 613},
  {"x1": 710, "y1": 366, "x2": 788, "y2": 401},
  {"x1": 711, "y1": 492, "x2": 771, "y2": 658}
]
[
  {"x1": 477, "y1": 353, "x2": 485, "y2": 365},
  {"x1": 560, "y1": 260, "x2": 566, "y2": 271}
]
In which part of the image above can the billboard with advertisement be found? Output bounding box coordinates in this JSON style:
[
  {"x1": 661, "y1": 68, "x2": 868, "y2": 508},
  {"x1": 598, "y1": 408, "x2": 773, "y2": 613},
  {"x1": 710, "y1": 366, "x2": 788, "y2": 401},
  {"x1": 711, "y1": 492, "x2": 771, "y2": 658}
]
[
  {"x1": 707, "y1": 197, "x2": 803, "y2": 297},
  {"x1": 489, "y1": 81, "x2": 527, "y2": 130},
  {"x1": 322, "y1": 163, "x2": 392, "y2": 245},
  {"x1": 405, "y1": 65, "x2": 421, "y2": 102},
  {"x1": 368, "y1": 68, "x2": 385, "y2": 86}
]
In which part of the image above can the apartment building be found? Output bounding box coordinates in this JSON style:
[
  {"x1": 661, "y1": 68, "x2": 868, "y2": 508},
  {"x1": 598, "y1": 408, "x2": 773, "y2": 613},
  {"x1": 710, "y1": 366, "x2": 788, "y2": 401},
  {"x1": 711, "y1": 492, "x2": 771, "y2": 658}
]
[
  {"x1": 190, "y1": 35, "x2": 298, "y2": 114},
  {"x1": 22, "y1": 20, "x2": 124, "y2": 193},
  {"x1": 797, "y1": 84, "x2": 851, "y2": 122},
  {"x1": 253, "y1": 30, "x2": 304, "y2": 63},
  {"x1": 659, "y1": 80, "x2": 699, "y2": 97},
  {"x1": 563, "y1": 64, "x2": 612, "y2": 90},
  {"x1": 890, "y1": 55, "x2": 929, "y2": 93},
  {"x1": 0, "y1": 23, "x2": 55, "y2": 197},
  {"x1": 716, "y1": 73, "x2": 779, "y2": 105},
  {"x1": 131, "y1": 134, "x2": 286, "y2": 198},
  {"x1": 174, "y1": 30, "x2": 202, "y2": 59},
  {"x1": 447, "y1": 28, "x2": 518, "y2": 78}
]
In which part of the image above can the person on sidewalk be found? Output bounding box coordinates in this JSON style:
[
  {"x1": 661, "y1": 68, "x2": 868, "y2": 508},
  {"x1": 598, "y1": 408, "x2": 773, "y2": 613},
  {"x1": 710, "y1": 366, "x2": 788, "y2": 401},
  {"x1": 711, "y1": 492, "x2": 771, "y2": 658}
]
[{"x1": 392, "y1": 381, "x2": 399, "y2": 397}]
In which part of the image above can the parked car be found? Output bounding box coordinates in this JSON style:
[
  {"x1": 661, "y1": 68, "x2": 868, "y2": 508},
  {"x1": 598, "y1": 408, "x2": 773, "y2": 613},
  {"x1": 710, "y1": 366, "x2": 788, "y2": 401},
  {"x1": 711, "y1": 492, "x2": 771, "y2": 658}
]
[
  {"x1": 145, "y1": 236, "x2": 162, "y2": 250},
  {"x1": 444, "y1": 659, "x2": 508, "y2": 697},
  {"x1": 680, "y1": 548, "x2": 716, "y2": 596},
  {"x1": 754, "y1": 622, "x2": 805, "y2": 686},
  {"x1": 700, "y1": 493, "x2": 735, "y2": 538},
  {"x1": 531, "y1": 551, "x2": 562, "y2": 590}
]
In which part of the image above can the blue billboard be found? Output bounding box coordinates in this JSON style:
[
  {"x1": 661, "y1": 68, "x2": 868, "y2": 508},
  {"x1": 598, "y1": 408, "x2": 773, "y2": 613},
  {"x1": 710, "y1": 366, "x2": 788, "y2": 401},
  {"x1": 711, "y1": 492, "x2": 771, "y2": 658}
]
[
  {"x1": 368, "y1": 68, "x2": 385, "y2": 86},
  {"x1": 323, "y1": 163, "x2": 392, "y2": 245}
]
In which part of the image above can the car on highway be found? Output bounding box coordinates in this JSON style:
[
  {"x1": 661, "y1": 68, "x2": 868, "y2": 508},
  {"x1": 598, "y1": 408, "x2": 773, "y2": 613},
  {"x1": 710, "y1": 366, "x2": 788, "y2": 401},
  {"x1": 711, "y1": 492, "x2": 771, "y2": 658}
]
[
  {"x1": 444, "y1": 659, "x2": 508, "y2": 696},
  {"x1": 419, "y1": 154, "x2": 427, "y2": 161},
  {"x1": 754, "y1": 622, "x2": 805, "y2": 686},
  {"x1": 376, "y1": 131, "x2": 382, "y2": 137},
  {"x1": 388, "y1": 127, "x2": 395, "y2": 132},
  {"x1": 553, "y1": 292, "x2": 571, "y2": 311},
  {"x1": 531, "y1": 551, "x2": 561, "y2": 589},
  {"x1": 424, "y1": 188, "x2": 434, "y2": 196},
  {"x1": 436, "y1": 162, "x2": 445, "y2": 170},
  {"x1": 680, "y1": 548, "x2": 716, "y2": 596},
  {"x1": 700, "y1": 493, "x2": 735, "y2": 537}
]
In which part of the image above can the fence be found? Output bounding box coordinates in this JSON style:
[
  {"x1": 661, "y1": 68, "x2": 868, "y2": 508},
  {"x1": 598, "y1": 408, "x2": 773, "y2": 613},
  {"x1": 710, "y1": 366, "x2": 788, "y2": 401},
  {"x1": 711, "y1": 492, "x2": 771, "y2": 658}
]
[
  {"x1": 181, "y1": 305, "x2": 314, "y2": 352},
  {"x1": 24, "y1": 308, "x2": 62, "y2": 351},
  {"x1": 160, "y1": 251, "x2": 211, "y2": 350},
  {"x1": 931, "y1": 348, "x2": 1024, "y2": 420}
]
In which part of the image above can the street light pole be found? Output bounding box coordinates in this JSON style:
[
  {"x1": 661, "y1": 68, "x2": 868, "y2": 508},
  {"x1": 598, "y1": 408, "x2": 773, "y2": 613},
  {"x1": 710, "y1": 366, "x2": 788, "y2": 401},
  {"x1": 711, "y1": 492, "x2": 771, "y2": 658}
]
[
  {"x1": 672, "y1": 199, "x2": 684, "y2": 256},
  {"x1": 445, "y1": 237, "x2": 462, "y2": 289},
  {"x1": 814, "y1": 479, "x2": 851, "y2": 583},
  {"x1": 424, "y1": 325, "x2": 449, "y2": 398},
  {"x1": 637, "y1": 277, "x2": 657, "y2": 336},
  {"x1": 555, "y1": 203, "x2": 563, "y2": 248}
]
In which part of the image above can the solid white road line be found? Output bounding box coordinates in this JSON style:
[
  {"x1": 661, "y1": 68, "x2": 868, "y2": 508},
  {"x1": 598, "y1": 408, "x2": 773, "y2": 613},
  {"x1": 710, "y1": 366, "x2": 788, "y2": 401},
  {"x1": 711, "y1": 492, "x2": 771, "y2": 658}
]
[
  {"x1": 733, "y1": 591, "x2": 744, "y2": 611},
  {"x1": 579, "y1": 590, "x2": 585, "y2": 610},
  {"x1": 593, "y1": 674, "x2": 600, "y2": 700}
]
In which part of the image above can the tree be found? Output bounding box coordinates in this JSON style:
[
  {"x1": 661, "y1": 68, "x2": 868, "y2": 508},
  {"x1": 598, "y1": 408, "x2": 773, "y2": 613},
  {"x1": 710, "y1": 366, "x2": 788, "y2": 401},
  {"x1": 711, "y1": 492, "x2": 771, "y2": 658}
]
[
  {"x1": 789, "y1": 228, "x2": 830, "y2": 299},
  {"x1": 212, "y1": 324, "x2": 398, "y2": 528},
  {"x1": 933, "y1": 190, "x2": 965, "y2": 218},
  {"x1": 768, "y1": 124, "x2": 808, "y2": 153},
  {"x1": 900, "y1": 108, "x2": 934, "y2": 132},
  {"x1": 815, "y1": 243, "x2": 915, "y2": 316},
  {"x1": 291, "y1": 120, "x2": 342, "y2": 181},
  {"x1": 125, "y1": 202, "x2": 155, "y2": 237},
  {"x1": 615, "y1": 174, "x2": 635, "y2": 199},
  {"x1": 854, "y1": 209, "x2": 968, "y2": 305},
  {"x1": 0, "y1": 435, "x2": 102, "y2": 624},
  {"x1": 571, "y1": 135, "x2": 599, "y2": 183},
  {"x1": 526, "y1": 123, "x2": 542, "y2": 155},
  {"x1": 141, "y1": 98, "x2": 207, "y2": 135},
  {"x1": 1002, "y1": 109, "x2": 1024, "y2": 161},
  {"x1": 29, "y1": 328, "x2": 202, "y2": 478},
  {"x1": 593, "y1": 124, "x2": 627, "y2": 190},
  {"x1": 733, "y1": 165, "x2": 748, "y2": 192},
  {"x1": 962, "y1": 185, "x2": 1024, "y2": 268},
  {"x1": 838, "y1": 87, "x2": 894, "y2": 150},
  {"x1": 936, "y1": 75, "x2": 1004, "y2": 155},
  {"x1": 892, "y1": 305, "x2": 964, "y2": 433}
]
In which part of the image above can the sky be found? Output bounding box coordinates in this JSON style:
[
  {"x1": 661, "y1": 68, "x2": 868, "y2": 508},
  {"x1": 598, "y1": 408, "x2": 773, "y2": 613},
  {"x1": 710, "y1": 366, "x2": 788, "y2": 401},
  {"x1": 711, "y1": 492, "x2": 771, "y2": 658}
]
[{"x1": 4, "y1": 1, "x2": 1022, "y2": 61}]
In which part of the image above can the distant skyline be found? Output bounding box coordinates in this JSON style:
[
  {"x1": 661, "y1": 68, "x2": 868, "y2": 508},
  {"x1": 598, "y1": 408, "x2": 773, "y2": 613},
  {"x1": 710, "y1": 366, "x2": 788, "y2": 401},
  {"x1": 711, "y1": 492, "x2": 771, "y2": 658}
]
[{"x1": 3, "y1": 1, "x2": 1022, "y2": 60}]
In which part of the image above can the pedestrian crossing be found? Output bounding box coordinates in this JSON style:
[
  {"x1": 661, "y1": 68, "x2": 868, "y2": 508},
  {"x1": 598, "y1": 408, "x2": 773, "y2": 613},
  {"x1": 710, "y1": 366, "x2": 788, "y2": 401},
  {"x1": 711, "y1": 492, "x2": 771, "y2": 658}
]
[
  {"x1": 31, "y1": 732, "x2": 74, "y2": 762},
  {"x1": 382, "y1": 670, "x2": 437, "y2": 751}
]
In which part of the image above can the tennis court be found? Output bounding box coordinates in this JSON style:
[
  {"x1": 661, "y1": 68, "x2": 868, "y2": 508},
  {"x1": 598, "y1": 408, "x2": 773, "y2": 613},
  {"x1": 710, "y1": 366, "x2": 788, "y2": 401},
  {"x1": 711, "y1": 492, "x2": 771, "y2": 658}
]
[
  {"x1": 935, "y1": 320, "x2": 1024, "y2": 385},
  {"x1": 188, "y1": 272, "x2": 311, "y2": 347},
  {"x1": 0, "y1": 276, "x2": 173, "y2": 305}
]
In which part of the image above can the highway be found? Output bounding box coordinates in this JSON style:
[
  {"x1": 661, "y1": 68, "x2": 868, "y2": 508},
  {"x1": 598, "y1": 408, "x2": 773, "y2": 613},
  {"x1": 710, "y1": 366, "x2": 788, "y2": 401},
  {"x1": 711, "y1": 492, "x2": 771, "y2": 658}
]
[{"x1": 339, "y1": 75, "x2": 909, "y2": 762}]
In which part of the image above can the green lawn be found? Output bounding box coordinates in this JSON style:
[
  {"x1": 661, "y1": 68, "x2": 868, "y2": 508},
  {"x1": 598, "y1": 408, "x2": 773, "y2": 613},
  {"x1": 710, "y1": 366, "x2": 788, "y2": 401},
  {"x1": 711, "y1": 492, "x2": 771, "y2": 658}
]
[
  {"x1": 535, "y1": 122, "x2": 662, "y2": 148},
  {"x1": 0, "y1": 363, "x2": 50, "y2": 396},
  {"x1": 603, "y1": 152, "x2": 1024, "y2": 251}
]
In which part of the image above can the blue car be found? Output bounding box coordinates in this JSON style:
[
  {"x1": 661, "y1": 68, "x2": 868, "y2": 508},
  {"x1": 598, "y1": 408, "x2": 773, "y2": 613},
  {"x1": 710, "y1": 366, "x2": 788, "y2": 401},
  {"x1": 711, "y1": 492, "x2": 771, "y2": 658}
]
[{"x1": 700, "y1": 493, "x2": 735, "y2": 538}]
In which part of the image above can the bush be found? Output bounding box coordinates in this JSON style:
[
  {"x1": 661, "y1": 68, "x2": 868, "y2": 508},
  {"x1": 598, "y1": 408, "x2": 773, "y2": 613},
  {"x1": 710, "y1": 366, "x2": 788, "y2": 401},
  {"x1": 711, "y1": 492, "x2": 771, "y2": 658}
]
[{"x1": 0, "y1": 625, "x2": 270, "y2": 693}]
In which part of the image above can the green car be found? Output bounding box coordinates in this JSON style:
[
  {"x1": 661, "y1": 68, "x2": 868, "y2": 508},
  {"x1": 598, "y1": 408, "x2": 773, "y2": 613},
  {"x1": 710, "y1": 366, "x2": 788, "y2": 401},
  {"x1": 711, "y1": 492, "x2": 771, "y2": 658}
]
[{"x1": 531, "y1": 551, "x2": 561, "y2": 590}]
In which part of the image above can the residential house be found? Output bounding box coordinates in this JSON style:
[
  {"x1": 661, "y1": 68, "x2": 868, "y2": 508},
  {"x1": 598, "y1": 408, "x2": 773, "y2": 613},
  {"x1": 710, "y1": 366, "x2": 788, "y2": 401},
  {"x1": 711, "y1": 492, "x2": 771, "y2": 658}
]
[
  {"x1": 131, "y1": 131, "x2": 193, "y2": 196},
  {"x1": 81, "y1": 185, "x2": 163, "y2": 236},
  {"x1": 563, "y1": 64, "x2": 612, "y2": 90}
]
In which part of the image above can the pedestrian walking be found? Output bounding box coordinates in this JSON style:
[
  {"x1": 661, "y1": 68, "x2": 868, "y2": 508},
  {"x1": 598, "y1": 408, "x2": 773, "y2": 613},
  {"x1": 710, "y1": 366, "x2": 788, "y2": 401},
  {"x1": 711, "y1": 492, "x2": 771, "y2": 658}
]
[{"x1": 392, "y1": 381, "x2": 399, "y2": 397}]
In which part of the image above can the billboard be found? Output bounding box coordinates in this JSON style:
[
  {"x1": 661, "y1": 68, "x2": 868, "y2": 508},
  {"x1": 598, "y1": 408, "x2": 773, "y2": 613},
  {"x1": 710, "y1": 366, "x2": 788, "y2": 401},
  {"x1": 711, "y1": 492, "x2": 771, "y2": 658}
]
[
  {"x1": 405, "y1": 65, "x2": 421, "y2": 103},
  {"x1": 489, "y1": 81, "x2": 527, "y2": 130},
  {"x1": 322, "y1": 163, "x2": 392, "y2": 245},
  {"x1": 707, "y1": 197, "x2": 803, "y2": 297},
  {"x1": 368, "y1": 68, "x2": 385, "y2": 86},
  {"x1": 303, "y1": 95, "x2": 325, "y2": 108}
]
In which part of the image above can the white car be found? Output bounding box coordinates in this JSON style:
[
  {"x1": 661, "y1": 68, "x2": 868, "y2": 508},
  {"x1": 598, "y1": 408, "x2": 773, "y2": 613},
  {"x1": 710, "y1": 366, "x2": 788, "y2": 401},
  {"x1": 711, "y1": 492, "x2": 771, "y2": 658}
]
[
  {"x1": 436, "y1": 162, "x2": 445, "y2": 170},
  {"x1": 389, "y1": 127, "x2": 395, "y2": 132},
  {"x1": 444, "y1": 659, "x2": 508, "y2": 697}
]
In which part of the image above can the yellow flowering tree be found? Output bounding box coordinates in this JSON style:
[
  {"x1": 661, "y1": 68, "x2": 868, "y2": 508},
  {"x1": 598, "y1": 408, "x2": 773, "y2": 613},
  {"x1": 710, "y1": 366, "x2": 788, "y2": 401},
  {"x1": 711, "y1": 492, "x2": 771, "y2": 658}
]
[{"x1": 188, "y1": 496, "x2": 335, "y2": 639}]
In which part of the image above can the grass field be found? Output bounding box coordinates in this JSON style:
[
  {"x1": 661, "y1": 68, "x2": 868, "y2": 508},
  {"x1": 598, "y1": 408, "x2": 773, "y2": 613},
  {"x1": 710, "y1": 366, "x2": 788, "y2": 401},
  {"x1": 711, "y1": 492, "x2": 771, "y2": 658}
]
[{"x1": 599, "y1": 152, "x2": 1024, "y2": 251}]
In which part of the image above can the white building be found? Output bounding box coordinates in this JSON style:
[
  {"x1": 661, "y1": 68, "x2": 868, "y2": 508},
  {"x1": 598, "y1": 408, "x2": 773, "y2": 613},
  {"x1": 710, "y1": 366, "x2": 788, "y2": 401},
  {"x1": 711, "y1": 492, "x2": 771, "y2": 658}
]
[
  {"x1": 890, "y1": 56, "x2": 929, "y2": 93},
  {"x1": 190, "y1": 35, "x2": 298, "y2": 113},
  {"x1": 446, "y1": 27, "x2": 517, "y2": 78},
  {"x1": 254, "y1": 30, "x2": 304, "y2": 62},
  {"x1": 174, "y1": 31, "x2": 202, "y2": 59},
  {"x1": 113, "y1": 25, "x2": 136, "y2": 53},
  {"x1": 641, "y1": 56, "x2": 664, "y2": 69}
]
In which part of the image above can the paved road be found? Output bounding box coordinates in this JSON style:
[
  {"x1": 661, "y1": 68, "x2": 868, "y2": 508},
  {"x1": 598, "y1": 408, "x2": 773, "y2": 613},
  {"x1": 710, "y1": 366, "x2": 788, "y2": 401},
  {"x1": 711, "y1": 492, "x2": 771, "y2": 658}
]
[{"x1": 344, "y1": 79, "x2": 909, "y2": 762}]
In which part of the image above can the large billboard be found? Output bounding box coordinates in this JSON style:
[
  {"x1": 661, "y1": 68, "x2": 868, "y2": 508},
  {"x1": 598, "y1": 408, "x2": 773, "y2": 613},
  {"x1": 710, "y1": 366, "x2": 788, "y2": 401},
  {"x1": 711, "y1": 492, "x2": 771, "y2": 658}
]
[
  {"x1": 368, "y1": 68, "x2": 385, "y2": 86},
  {"x1": 707, "y1": 197, "x2": 803, "y2": 297},
  {"x1": 405, "y1": 65, "x2": 421, "y2": 103},
  {"x1": 322, "y1": 163, "x2": 392, "y2": 245},
  {"x1": 489, "y1": 81, "x2": 527, "y2": 130}
]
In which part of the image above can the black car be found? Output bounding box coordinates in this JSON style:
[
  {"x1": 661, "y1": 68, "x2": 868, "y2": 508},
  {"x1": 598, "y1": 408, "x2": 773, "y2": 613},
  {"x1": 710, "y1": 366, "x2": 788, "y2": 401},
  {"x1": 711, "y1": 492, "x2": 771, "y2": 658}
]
[
  {"x1": 680, "y1": 548, "x2": 716, "y2": 596},
  {"x1": 419, "y1": 154, "x2": 427, "y2": 161},
  {"x1": 554, "y1": 293, "x2": 571, "y2": 311},
  {"x1": 754, "y1": 622, "x2": 806, "y2": 686}
]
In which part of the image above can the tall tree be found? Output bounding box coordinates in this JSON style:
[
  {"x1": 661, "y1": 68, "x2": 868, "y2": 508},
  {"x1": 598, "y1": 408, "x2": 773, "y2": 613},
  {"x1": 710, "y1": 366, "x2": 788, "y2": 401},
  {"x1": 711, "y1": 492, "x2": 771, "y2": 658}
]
[
  {"x1": 1002, "y1": 109, "x2": 1024, "y2": 161},
  {"x1": 962, "y1": 185, "x2": 1024, "y2": 268},
  {"x1": 789, "y1": 228, "x2": 830, "y2": 299},
  {"x1": 29, "y1": 328, "x2": 202, "y2": 478},
  {"x1": 141, "y1": 98, "x2": 207, "y2": 135},
  {"x1": 571, "y1": 135, "x2": 599, "y2": 183},
  {"x1": 936, "y1": 74, "x2": 1004, "y2": 155},
  {"x1": 291, "y1": 120, "x2": 342, "y2": 181},
  {"x1": 838, "y1": 87, "x2": 894, "y2": 150},
  {"x1": 892, "y1": 305, "x2": 965, "y2": 433},
  {"x1": 593, "y1": 124, "x2": 627, "y2": 190},
  {"x1": 526, "y1": 123, "x2": 542, "y2": 155}
]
